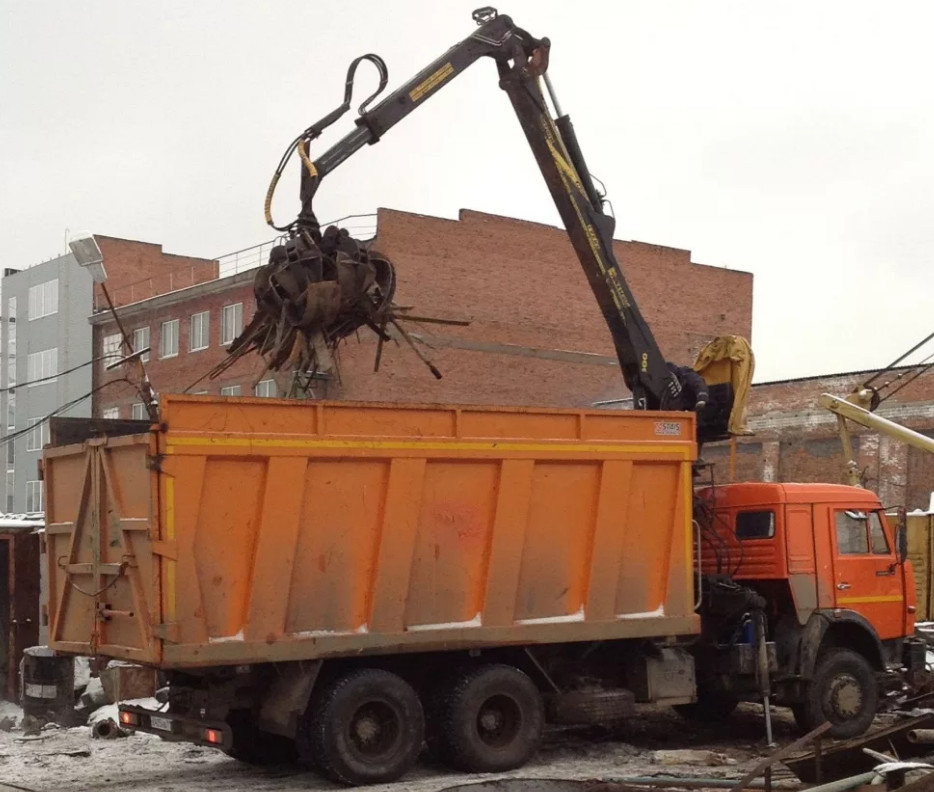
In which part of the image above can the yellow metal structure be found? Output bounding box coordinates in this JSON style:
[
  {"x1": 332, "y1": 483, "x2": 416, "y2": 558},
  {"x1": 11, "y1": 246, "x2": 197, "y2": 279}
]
[
  {"x1": 818, "y1": 393, "x2": 934, "y2": 487},
  {"x1": 905, "y1": 512, "x2": 934, "y2": 621},
  {"x1": 693, "y1": 335, "x2": 755, "y2": 436}
]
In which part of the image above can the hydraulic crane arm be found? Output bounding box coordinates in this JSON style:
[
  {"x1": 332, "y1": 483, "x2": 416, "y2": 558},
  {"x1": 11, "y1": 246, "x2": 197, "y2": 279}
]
[
  {"x1": 243, "y1": 7, "x2": 746, "y2": 442},
  {"x1": 819, "y1": 392, "x2": 934, "y2": 487},
  {"x1": 277, "y1": 7, "x2": 678, "y2": 412}
]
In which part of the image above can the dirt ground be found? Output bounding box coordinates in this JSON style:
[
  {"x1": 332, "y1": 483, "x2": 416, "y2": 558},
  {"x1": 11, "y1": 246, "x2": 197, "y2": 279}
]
[{"x1": 0, "y1": 703, "x2": 810, "y2": 792}]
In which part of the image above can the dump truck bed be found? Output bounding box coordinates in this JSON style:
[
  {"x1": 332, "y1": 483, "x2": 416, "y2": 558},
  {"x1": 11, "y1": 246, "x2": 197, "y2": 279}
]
[{"x1": 45, "y1": 395, "x2": 698, "y2": 668}]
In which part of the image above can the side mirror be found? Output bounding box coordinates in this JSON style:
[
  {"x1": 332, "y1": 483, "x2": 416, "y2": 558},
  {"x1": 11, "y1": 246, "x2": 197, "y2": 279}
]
[{"x1": 895, "y1": 506, "x2": 908, "y2": 565}]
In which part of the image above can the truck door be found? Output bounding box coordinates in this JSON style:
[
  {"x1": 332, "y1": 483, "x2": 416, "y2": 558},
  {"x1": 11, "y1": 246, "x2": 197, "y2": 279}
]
[{"x1": 831, "y1": 508, "x2": 905, "y2": 640}]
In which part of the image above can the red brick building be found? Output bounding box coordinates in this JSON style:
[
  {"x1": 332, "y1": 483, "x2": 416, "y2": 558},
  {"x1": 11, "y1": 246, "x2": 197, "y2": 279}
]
[
  {"x1": 95, "y1": 235, "x2": 218, "y2": 310},
  {"x1": 92, "y1": 207, "x2": 754, "y2": 416}
]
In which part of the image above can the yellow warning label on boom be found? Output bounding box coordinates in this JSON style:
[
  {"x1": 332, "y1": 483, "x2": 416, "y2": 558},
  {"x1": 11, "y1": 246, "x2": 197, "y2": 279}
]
[{"x1": 410, "y1": 63, "x2": 455, "y2": 102}]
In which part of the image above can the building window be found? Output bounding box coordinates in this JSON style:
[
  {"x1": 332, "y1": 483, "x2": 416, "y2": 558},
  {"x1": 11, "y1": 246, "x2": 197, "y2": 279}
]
[
  {"x1": 160, "y1": 320, "x2": 179, "y2": 358},
  {"x1": 28, "y1": 279, "x2": 58, "y2": 320},
  {"x1": 220, "y1": 384, "x2": 241, "y2": 397},
  {"x1": 26, "y1": 418, "x2": 49, "y2": 452},
  {"x1": 133, "y1": 326, "x2": 150, "y2": 362},
  {"x1": 27, "y1": 348, "x2": 58, "y2": 386},
  {"x1": 6, "y1": 438, "x2": 13, "y2": 466},
  {"x1": 7, "y1": 393, "x2": 14, "y2": 431},
  {"x1": 102, "y1": 407, "x2": 120, "y2": 420},
  {"x1": 26, "y1": 480, "x2": 43, "y2": 513},
  {"x1": 255, "y1": 379, "x2": 276, "y2": 398},
  {"x1": 221, "y1": 303, "x2": 243, "y2": 346},
  {"x1": 5, "y1": 471, "x2": 13, "y2": 513},
  {"x1": 131, "y1": 403, "x2": 148, "y2": 420},
  {"x1": 103, "y1": 333, "x2": 123, "y2": 362},
  {"x1": 190, "y1": 311, "x2": 210, "y2": 351}
]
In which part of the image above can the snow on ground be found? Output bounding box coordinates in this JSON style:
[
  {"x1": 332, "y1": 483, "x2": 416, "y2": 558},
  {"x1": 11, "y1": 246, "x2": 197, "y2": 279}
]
[
  {"x1": 0, "y1": 699, "x2": 23, "y2": 723},
  {"x1": 0, "y1": 704, "x2": 810, "y2": 792}
]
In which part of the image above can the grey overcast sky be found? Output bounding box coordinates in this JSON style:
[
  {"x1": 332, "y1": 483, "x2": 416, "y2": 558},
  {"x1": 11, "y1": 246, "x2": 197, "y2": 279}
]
[{"x1": 2, "y1": 1, "x2": 932, "y2": 383}]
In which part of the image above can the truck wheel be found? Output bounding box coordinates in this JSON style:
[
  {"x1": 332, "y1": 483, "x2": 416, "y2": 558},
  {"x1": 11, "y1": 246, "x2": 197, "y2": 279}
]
[
  {"x1": 224, "y1": 709, "x2": 297, "y2": 765},
  {"x1": 298, "y1": 668, "x2": 424, "y2": 785},
  {"x1": 795, "y1": 648, "x2": 878, "y2": 739},
  {"x1": 435, "y1": 664, "x2": 544, "y2": 773}
]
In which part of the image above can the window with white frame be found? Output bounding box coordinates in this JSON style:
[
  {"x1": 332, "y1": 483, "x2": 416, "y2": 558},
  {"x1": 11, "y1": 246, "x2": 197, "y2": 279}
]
[
  {"x1": 161, "y1": 319, "x2": 179, "y2": 358},
  {"x1": 102, "y1": 333, "x2": 123, "y2": 362},
  {"x1": 221, "y1": 303, "x2": 243, "y2": 346},
  {"x1": 5, "y1": 471, "x2": 13, "y2": 513},
  {"x1": 27, "y1": 348, "x2": 57, "y2": 385},
  {"x1": 255, "y1": 379, "x2": 276, "y2": 398},
  {"x1": 190, "y1": 311, "x2": 210, "y2": 351},
  {"x1": 7, "y1": 394, "x2": 14, "y2": 431},
  {"x1": 26, "y1": 417, "x2": 50, "y2": 452},
  {"x1": 220, "y1": 384, "x2": 241, "y2": 397},
  {"x1": 26, "y1": 480, "x2": 43, "y2": 513},
  {"x1": 133, "y1": 326, "x2": 150, "y2": 362},
  {"x1": 131, "y1": 403, "x2": 148, "y2": 420},
  {"x1": 102, "y1": 407, "x2": 120, "y2": 419},
  {"x1": 28, "y1": 279, "x2": 58, "y2": 320}
]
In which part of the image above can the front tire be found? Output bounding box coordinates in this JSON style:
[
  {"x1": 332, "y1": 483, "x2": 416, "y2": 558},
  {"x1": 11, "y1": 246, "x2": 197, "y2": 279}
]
[
  {"x1": 434, "y1": 664, "x2": 544, "y2": 773},
  {"x1": 795, "y1": 648, "x2": 878, "y2": 739},
  {"x1": 297, "y1": 668, "x2": 425, "y2": 785}
]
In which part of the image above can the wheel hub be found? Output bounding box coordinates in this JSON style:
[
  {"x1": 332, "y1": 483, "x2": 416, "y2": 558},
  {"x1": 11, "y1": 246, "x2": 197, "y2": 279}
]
[
  {"x1": 479, "y1": 709, "x2": 503, "y2": 733},
  {"x1": 827, "y1": 673, "x2": 863, "y2": 719},
  {"x1": 349, "y1": 701, "x2": 400, "y2": 757},
  {"x1": 354, "y1": 715, "x2": 380, "y2": 744},
  {"x1": 477, "y1": 695, "x2": 522, "y2": 747}
]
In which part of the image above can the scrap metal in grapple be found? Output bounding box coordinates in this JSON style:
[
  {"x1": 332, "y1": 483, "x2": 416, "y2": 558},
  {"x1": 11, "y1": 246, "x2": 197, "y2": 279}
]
[{"x1": 220, "y1": 224, "x2": 396, "y2": 387}]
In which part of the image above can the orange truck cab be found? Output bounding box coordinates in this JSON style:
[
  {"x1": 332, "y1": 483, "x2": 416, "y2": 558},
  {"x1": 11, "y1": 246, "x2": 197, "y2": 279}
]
[{"x1": 691, "y1": 482, "x2": 920, "y2": 738}]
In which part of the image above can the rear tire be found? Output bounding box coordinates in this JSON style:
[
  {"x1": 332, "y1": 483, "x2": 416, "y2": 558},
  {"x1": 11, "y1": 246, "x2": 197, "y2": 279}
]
[
  {"x1": 795, "y1": 648, "x2": 878, "y2": 739},
  {"x1": 297, "y1": 668, "x2": 424, "y2": 785},
  {"x1": 434, "y1": 664, "x2": 544, "y2": 773}
]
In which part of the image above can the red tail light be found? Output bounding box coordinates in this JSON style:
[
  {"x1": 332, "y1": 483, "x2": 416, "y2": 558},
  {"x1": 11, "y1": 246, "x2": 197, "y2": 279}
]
[
  {"x1": 204, "y1": 728, "x2": 223, "y2": 745},
  {"x1": 119, "y1": 711, "x2": 138, "y2": 726}
]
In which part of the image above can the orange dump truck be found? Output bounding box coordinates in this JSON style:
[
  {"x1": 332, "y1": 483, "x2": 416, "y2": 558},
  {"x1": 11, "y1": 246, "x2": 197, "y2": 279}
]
[{"x1": 44, "y1": 396, "x2": 923, "y2": 785}]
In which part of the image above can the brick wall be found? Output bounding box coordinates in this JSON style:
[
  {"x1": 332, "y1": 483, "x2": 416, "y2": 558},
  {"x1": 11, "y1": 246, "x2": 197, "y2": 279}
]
[
  {"x1": 322, "y1": 208, "x2": 752, "y2": 406},
  {"x1": 94, "y1": 236, "x2": 218, "y2": 308},
  {"x1": 94, "y1": 207, "x2": 754, "y2": 415}
]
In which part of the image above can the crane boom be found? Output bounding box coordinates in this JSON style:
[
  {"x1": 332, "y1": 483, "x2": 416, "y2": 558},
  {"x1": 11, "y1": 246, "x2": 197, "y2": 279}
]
[
  {"x1": 819, "y1": 392, "x2": 934, "y2": 487},
  {"x1": 229, "y1": 7, "x2": 749, "y2": 443}
]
